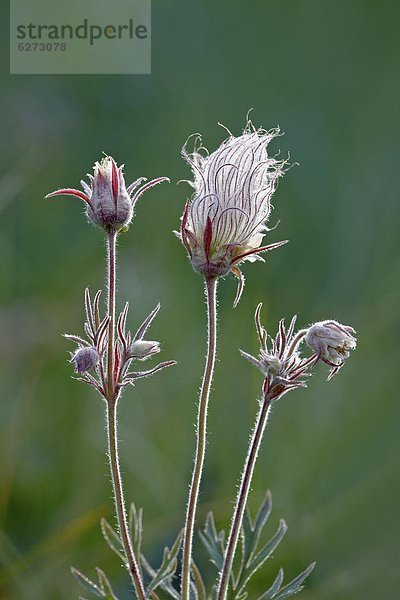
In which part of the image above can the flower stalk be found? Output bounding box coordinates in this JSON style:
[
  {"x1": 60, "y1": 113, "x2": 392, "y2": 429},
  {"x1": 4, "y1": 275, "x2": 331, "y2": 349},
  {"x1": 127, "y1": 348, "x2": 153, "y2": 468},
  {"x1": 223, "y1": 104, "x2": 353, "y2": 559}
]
[
  {"x1": 107, "y1": 230, "x2": 117, "y2": 398},
  {"x1": 105, "y1": 230, "x2": 146, "y2": 600},
  {"x1": 106, "y1": 398, "x2": 146, "y2": 600},
  {"x1": 181, "y1": 276, "x2": 218, "y2": 600},
  {"x1": 217, "y1": 383, "x2": 272, "y2": 600}
]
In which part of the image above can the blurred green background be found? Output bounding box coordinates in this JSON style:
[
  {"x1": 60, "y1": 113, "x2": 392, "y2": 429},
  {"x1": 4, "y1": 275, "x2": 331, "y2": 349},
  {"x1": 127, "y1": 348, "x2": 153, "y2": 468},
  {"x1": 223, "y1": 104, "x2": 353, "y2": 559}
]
[{"x1": 1, "y1": 1, "x2": 399, "y2": 598}]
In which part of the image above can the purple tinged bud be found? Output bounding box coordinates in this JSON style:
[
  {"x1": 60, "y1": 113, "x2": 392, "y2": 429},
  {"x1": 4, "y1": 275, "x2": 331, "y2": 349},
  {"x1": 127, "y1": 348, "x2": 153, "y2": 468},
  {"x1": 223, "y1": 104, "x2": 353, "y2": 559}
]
[
  {"x1": 46, "y1": 156, "x2": 170, "y2": 233},
  {"x1": 71, "y1": 346, "x2": 99, "y2": 373},
  {"x1": 87, "y1": 157, "x2": 133, "y2": 231}
]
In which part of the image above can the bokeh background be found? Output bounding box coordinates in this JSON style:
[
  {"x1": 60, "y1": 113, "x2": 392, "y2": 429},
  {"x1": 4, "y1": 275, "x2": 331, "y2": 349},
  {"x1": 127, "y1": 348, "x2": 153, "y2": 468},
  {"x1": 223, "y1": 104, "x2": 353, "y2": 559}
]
[{"x1": 1, "y1": 1, "x2": 399, "y2": 598}]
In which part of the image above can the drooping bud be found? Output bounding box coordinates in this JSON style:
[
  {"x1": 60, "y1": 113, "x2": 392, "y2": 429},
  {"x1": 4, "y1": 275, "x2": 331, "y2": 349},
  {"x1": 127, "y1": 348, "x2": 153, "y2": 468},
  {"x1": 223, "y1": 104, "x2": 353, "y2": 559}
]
[
  {"x1": 306, "y1": 320, "x2": 356, "y2": 370},
  {"x1": 46, "y1": 156, "x2": 169, "y2": 233},
  {"x1": 71, "y1": 346, "x2": 99, "y2": 373},
  {"x1": 130, "y1": 340, "x2": 161, "y2": 361}
]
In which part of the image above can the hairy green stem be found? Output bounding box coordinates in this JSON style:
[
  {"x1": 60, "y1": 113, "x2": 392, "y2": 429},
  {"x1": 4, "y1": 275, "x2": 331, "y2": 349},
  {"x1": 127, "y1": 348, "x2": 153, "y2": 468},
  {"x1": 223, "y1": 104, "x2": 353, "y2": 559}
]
[
  {"x1": 107, "y1": 230, "x2": 117, "y2": 398},
  {"x1": 181, "y1": 276, "x2": 218, "y2": 600},
  {"x1": 217, "y1": 392, "x2": 272, "y2": 600},
  {"x1": 106, "y1": 231, "x2": 146, "y2": 600}
]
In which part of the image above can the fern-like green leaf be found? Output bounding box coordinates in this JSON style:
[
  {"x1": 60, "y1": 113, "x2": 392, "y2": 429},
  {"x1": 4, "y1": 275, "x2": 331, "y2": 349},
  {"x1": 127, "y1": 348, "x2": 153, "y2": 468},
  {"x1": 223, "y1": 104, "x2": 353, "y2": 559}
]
[
  {"x1": 258, "y1": 568, "x2": 284, "y2": 599},
  {"x1": 100, "y1": 518, "x2": 125, "y2": 563},
  {"x1": 147, "y1": 530, "x2": 183, "y2": 593},
  {"x1": 235, "y1": 519, "x2": 287, "y2": 597},
  {"x1": 237, "y1": 491, "x2": 272, "y2": 589},
  {"x1": 129, "y1": 502, "x2": 143, "y2": 564},
  {"x1": 199, "y1": 512, "x2": 225, "y2": 572},
  {"x1": 71, "y1": 567, "x2": 104, "y2": 598},
  {"x1": 273, "y1": 562, "x2": 316, "y2": 599},
  {"x1": 95, "y1": 567, "x2": 119, "y2": 600}
]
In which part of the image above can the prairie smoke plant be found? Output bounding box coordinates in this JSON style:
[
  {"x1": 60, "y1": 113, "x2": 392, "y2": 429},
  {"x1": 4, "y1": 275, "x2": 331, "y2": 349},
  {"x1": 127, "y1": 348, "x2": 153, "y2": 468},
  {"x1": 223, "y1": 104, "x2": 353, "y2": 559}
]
[
  {"x1": 179, "y1": 121, "x2": 290, "y2": 600},
  {"x1": 45, "y1": 119, "x2": 358, "y2": 600},
  {"x1": 47, "y1": 158, "x2": 173, "y2": 600},
  {"x1": 216, "y1": 306, "x2": 356, "y2": 600},
  {"x1": 179, "y1": 122, "x2": 288, "y2": 306},
  {"x1": 46, "y1": 155, "x2": 169, "y2": 232}
]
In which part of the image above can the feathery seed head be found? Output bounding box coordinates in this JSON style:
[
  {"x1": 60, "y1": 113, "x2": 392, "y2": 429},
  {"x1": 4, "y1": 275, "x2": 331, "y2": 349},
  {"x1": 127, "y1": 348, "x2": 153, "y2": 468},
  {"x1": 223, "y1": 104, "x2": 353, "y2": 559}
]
[{"x1": 178, "y1": 121, "x2": 288, "y2": 305}]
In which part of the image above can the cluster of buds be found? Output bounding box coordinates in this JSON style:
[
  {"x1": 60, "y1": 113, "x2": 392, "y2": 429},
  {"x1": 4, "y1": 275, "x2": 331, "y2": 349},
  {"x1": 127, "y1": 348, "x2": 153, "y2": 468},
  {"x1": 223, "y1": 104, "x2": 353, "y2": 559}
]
[
  {"x1": 241, "y1": 305, "x2": 357, "y2": 401},
  {"x1": 177, "y1": 122, "x2": 288, "y2": 306},
  {"x1": 46, "y1": 155, "x2": 169, "y2": 232},
  {"x1": 65, "y1": 289, "x2": 175, "y2": 399}
]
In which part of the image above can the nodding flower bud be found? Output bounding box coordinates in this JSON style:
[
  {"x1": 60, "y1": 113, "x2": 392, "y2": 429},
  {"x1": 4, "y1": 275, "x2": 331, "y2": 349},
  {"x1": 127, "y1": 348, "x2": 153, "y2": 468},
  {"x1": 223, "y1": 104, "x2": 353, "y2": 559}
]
[
  {"x1": 46, "y1": 156, "x2": 169, "y2": 232},
  {"x1": 306, "y1": 320, "x2": 357, "y2": 369},
  {"x1": 71, "y1": 346, "x2": 99, "y2": 373},
  {"x1": 129, "y1": 340, "x2": 161, "y2": 361}
]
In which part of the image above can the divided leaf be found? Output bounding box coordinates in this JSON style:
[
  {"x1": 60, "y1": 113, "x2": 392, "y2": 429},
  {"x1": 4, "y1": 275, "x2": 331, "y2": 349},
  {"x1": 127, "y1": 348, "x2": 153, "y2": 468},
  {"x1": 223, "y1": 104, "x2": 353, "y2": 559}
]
[
  {"x1": 141, "y1": 555, "x2": 180, "y2": 600},
  {"x1": 129, "y1": 502, "x2": 144, "y2": 577},
  {"x1": 235, "y1": 518, "x2": 287, "y2": 596},
  {"x1": 147, "y1": 530, "x2": 183, "y2": 594},
  {"x1": 71, "y1": 567, "x2": 119, "y2": 599},
  {"x1": 258, "y1": 568, "x2": 284, "y2": 599},
  {"x1": 128, "y1": 502, "x2": 181, "y2": 599},
  {"x1": 95, "y1": 568, "x2": 119, "y2": 600},
  {"x1": 234, "y1": 491, "x2": 286, "y2": 597},
  {"x1": 246, "y1": 519, "x2": 288, "y2": 580},
  {"x1": 71, "y1": 568, "x2": 104, "y2": 598},
  {"x1": 100, "y1": 518, "x2": 125, "y2": 563},
  {"x1": 199, "y1": 512, "x2": 225, "y2": 572},
  {"x1": 273, "y1": 563, "x2": 316, "y2": 599},
  {"x1": 239, "y1": 491, "x2": 272, "y2": 581},
  {"x1": 257, "y1": 562, "x2": 316, "y2": 599}
]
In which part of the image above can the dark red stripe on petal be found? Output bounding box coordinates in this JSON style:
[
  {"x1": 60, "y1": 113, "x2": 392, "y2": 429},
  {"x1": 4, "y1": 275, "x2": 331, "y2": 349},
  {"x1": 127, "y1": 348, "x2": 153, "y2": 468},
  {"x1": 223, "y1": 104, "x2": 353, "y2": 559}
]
[
  {"x1": 110, "y1": 158, "x2": 119, "y2": 208},
  {"x1": 204, "y1": 216, "x2": 213, "y2": 261},
  {"x1": 181, "y1": 199, "x2": 190, "y2": 233}
]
